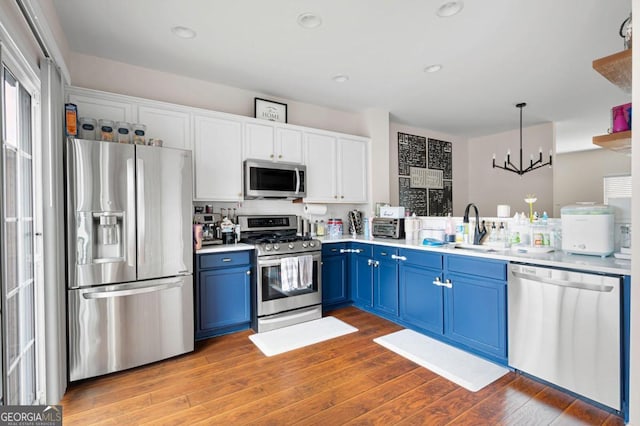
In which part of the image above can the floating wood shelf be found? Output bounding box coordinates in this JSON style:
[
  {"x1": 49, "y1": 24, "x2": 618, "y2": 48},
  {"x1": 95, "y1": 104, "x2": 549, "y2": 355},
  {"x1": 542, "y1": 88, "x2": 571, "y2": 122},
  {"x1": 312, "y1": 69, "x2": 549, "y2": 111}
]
[
  {"x1": 592, "y1": 49, "x2": 632, "y2": 93},
  {"x1": 592, "y1": 130, "x2": 631, "y2": 153}
]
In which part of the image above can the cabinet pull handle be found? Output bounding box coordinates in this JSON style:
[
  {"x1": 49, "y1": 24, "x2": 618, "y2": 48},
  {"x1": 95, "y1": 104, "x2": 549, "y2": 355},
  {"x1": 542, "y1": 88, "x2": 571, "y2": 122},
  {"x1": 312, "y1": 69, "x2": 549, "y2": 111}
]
[
  {"x1": 432, "y1": 277, "x2": 442, "y2": 286},
  {"x1": 443, "y1": 279, "x2": 452, "y2": 288},
  {"x1": 339, "y1": 248, "x2": 348, "y2": 253},
  {"x1": 222, "y1": 258, "x2": 232, "y2": 262},
  {"x1": 270, "y1": 154, "x2": 274, "y2": 158},
  {"x1": 278, "y1": 154, "x2": 282, "y2": 158},
  {"x1": 334, "y1": 195, "x2": 338, "y2": 199},
  {"x1": 353, "y1": 249, "x2": 362, "y2": 253},
  {"x1": 246, "y1": 270, "x2": 251, "y2": 275},
  {"x1": 341, "y1": 195, "x2": 344, "y2": 199},
  {"x1": 332, "y1": 248, "x2": 339, "y2": 252},
  {"x1": 374, "y1": 260, "x2": 380, "y2": 267},
  {"x1": 391, "y1": 254, "x2": 407, "y2": 261},
  {"x1": 380, "y1": 252, "x2": 387, "y2": 256}
]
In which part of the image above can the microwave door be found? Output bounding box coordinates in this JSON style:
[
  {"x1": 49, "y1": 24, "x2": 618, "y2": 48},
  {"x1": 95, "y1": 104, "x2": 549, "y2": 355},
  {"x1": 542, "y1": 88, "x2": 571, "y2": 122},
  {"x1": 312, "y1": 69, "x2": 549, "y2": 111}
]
[{"x1": 136, "y1": 145, "x2": 193, "y2": 280}]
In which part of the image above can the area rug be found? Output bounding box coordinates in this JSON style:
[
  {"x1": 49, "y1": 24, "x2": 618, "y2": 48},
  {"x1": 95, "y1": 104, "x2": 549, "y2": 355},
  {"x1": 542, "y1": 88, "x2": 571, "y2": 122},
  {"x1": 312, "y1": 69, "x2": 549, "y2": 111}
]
[
  {"x1": 374, "y1": 329, "x2": 509, "y2": 392},
  {"x1": 249, "y1": 316, "x2": 358, "y2": 357}
]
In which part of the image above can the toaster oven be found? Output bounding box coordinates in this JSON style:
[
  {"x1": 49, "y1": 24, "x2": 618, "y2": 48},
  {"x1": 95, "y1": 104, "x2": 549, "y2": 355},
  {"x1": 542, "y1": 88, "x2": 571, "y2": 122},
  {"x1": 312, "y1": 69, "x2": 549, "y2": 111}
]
[{"x1": 372, "y1": 218, "x2": 405, "y2": 239}]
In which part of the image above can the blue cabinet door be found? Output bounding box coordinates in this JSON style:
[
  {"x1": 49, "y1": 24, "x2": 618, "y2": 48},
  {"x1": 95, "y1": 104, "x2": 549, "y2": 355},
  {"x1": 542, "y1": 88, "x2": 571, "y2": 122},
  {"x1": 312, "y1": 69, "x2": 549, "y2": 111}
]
[
  {"x1": 321, "y1": 246, "x2": 349, "y2": 310},
  {"x1": 373, "y1": 246, "x2": 399, "y2": 316},
  {"x1": 399, "y1": 264, "x2": 444, "y2": 334},
  {"x1": 444, "y1": 271, "x2": 506, "y2": 359},
  {"x1": 351, "y1": 245, "x2": 373, "y2": 307},
  {"x1": 198, "y1": 265, "x2": 251, "y2": 336}
]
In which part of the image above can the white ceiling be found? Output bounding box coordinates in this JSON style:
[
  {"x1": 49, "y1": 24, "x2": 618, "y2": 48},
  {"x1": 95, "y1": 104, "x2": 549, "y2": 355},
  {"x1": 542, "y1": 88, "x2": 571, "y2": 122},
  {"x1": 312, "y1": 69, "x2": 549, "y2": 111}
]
[{"x1": 52, "y1": 0, "x2": 631, "y2": 152}]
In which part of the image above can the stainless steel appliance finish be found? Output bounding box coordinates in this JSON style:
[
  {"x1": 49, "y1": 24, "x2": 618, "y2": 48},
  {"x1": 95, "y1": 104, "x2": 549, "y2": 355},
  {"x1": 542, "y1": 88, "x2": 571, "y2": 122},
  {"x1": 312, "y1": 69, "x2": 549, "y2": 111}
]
[
  {"x1": 239, "y1": 215, "x2": 322, "y2": 332},
  {"x1": 244, "y1": 159, "x2": 306, "y2": 199},
  {"x1": 66, "y1": 138, "x2": 194, "y2": 381},
  {"x1": 508, "y1": 263, "x2": 621, "y2": 411},
  {"x1": 68, "y1": 276, "x2": 193, "y2": 382},
  {"x1": 372, "y1": 217, "x2": 405, "y2": 239}
]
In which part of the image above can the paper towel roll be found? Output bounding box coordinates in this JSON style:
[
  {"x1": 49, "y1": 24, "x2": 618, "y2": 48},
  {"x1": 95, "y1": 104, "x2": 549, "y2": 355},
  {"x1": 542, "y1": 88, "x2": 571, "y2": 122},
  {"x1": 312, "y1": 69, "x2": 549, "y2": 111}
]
[
  {"x1": 497, "y1": 204, "x2": 511, "y2": 218},
  {"x1": 303, "y1": 204, "x2": 328, "y2": 216}
]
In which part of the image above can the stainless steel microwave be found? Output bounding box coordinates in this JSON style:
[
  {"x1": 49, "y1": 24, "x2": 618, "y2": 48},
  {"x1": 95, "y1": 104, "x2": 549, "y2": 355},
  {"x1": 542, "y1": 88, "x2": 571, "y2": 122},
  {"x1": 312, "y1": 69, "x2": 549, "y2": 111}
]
[{"x1": 244, "y1": 159, "x2": 306, "y2": 199}]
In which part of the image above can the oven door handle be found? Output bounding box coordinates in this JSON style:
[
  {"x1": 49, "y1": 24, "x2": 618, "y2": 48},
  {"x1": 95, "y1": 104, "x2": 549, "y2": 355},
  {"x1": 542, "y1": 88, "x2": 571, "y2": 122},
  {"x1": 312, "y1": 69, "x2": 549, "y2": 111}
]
[{"x1": 258, "y1": 254, "x2": 320, "y2": 267}]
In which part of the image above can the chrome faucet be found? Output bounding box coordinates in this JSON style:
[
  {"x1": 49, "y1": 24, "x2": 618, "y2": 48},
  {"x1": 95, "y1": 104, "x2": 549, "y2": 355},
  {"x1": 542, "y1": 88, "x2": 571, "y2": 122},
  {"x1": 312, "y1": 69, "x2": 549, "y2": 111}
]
[{"x1": 463, "y1": 203, "x2": 487, "y2": 245}]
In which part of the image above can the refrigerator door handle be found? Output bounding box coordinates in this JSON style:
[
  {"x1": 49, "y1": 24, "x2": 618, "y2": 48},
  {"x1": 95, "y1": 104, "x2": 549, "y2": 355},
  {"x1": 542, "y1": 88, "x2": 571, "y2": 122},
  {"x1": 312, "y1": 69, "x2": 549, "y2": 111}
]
[
  {"x1": 82, "y1": 280, "x2": 184, "y2": 299},
  {"x1": 137, "y1": 157, "x2": 146, "y2": 266},
  {"x1": 127, "y1": 158, "x2": 136, "y2": 267}
]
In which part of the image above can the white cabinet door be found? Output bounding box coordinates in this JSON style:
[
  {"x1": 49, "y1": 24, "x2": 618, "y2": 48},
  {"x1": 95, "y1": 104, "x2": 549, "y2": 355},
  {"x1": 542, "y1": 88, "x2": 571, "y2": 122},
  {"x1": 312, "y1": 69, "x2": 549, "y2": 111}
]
[
  {"x1": 304, "y1": 132, "x2": 337, "y2": 202},
  {"x1": 244, "y1": 122, "x2": 275, "y2": 161},
  {"x1": 277, "y1": 127, "x2": 304, "y2": 163},
  {"x1": 194, "y1": 114, "x2": 243, "y2": 201},
  {"x1": 338, "y1": 137, "x2": 368, "y2": 203},
  {"x1": 68, "y1": 92, "x2": 135, "y2": 123},
  {"x1": 138, "y1": 105, "x2": 191, "y2": 150}
]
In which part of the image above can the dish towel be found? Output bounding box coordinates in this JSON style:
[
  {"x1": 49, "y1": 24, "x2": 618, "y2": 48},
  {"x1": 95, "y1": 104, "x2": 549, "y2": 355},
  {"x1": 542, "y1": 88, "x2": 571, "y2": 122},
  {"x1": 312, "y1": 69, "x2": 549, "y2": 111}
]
[
  {"x1": 280, "y1": 257, "x2": 299, "y2": 292},
  {"x1": 298, "y1": 255, "x2": 314, "y2": 289}
]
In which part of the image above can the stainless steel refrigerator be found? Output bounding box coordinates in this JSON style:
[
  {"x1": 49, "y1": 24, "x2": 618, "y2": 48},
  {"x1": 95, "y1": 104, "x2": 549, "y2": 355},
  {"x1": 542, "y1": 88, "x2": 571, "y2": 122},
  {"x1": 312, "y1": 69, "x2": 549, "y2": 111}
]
[{"x1": 66, "y1": 138, "x2": 193, "y2": 382}]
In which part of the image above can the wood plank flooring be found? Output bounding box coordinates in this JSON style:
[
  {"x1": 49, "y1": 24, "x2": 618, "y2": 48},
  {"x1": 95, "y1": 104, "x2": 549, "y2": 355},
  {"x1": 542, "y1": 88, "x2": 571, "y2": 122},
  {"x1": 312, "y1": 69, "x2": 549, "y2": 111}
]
[{"x1": 61, "y1": 307, "x2": 624, "y2": 425}]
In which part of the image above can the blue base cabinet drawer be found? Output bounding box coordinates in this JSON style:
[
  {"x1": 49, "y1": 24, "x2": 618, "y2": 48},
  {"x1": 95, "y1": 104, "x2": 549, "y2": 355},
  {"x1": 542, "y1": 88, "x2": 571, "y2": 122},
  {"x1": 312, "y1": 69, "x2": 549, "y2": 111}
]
[
  {"x1": 199, "y1": 251, "x2": 251, "y2": 269},
  {"x1": 446, "y1": 255, "x2": 507, "y2": 281}
]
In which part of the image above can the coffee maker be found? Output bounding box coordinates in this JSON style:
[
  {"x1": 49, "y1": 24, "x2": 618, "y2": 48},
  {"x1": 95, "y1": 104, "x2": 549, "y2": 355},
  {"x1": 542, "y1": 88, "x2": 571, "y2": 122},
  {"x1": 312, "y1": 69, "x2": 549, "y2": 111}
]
[{"x1": 194, "y1": 213, "x2": 222, "y2": 245}]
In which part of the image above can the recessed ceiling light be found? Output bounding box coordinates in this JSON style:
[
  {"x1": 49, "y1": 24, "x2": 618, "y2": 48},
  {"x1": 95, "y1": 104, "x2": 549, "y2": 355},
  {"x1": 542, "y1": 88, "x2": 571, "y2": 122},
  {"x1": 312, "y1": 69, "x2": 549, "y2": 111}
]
[
  {"x1": 424, "y1": 64, "x2": 443, "y2": 73},
  {"x1": 297, "y1": 13, "x2": 322, "y2": 29},
  {"x1": 171, "y1": 26, "x2": 197, "y2": 39},
  {"x1": 436, "y1": 1, "x2": 464, "y2": 17},
  {"x1": 332, "y1": 74, "x2": 349, "y2": 83}
]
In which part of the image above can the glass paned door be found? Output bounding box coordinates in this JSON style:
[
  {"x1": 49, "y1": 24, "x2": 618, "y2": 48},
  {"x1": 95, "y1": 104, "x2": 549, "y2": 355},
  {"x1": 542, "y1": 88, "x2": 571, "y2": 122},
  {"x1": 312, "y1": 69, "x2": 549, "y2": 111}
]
[{"x1": 1, "y1": 65, "x2": 36, "y2": 405}]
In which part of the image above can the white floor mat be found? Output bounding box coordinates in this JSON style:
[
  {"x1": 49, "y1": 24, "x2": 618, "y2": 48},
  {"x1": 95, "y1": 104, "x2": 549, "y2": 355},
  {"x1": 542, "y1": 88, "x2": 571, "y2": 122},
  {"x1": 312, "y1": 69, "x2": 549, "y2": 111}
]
[
  {"x1": 249, "y1": 316, "x2": 358, "y2": 357},
  {"x1": 374, "y1": 329, "x2": 509, "y2": 392}
]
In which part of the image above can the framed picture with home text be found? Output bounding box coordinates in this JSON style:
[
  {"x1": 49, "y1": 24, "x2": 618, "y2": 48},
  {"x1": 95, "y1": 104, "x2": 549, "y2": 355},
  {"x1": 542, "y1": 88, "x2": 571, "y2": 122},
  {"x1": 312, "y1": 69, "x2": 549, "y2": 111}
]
[{"x1": 254, "y1": 98, "x2": 288, "y2": 123}]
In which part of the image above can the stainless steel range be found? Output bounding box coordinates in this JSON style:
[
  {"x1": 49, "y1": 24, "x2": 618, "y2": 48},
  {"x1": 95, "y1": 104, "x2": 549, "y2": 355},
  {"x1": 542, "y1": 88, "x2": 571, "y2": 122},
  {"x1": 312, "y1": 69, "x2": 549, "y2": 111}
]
[{"x1": 238, "y1": 215, "x2": 322, "y2": 332}]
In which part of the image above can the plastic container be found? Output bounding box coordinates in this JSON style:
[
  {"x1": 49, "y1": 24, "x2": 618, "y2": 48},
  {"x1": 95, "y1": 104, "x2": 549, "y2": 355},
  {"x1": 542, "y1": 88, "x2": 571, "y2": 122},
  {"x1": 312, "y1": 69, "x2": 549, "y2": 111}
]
[
  {"x1": 65, "y1": 103, "x2": 78, "y2": 137},
  {"x1": 132, "y1": 124, "x2": 146, "y2": 145},
  {"x1": 148, "y1": 138, "x2": 163, "y2": 147},
  {"x1": 116, "y1": 121, "x2": 132, "y2": 144},
  {"x1": 99, "y1": 119, "x2": 115, "y2": 142},
  {"x1": 78, "y1": 117, "x2": 97, "y2": 140}
]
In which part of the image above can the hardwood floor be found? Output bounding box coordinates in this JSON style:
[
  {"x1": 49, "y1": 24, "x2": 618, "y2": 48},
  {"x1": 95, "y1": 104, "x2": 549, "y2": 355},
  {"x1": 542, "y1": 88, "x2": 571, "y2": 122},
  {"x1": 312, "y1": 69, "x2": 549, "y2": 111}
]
[{"x1": 61, "y1": 307, "x2": 624, "y2": 425}]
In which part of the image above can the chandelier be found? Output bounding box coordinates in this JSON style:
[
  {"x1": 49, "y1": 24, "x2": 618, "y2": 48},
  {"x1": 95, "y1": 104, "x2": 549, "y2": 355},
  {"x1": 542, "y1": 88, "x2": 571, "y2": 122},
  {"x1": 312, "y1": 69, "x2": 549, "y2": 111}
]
[{"x1": 492, "y1": 102, "x2": 552, "y2": 175}]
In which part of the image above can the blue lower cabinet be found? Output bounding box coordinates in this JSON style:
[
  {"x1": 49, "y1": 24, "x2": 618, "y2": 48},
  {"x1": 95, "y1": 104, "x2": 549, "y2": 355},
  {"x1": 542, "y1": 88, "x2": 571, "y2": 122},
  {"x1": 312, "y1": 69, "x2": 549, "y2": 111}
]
[
  {"x1": 444, "y1": 271, "x2": 507, "y2": 360},
  {"x1": 322, "y1": 244, "x2": 350, "y2": 311},
  {"x1": 351, "y1": 244, "x2": 374, "y2": 308},
  {"x1": 196, "y1": 252, "x2": 252, "y2": 340},
  {"x1": 373, "y1": 246, "x2": 399, "y2": 316},
  {"x1": 399, "y1": 264, "x2": 444, "y2": 334}
]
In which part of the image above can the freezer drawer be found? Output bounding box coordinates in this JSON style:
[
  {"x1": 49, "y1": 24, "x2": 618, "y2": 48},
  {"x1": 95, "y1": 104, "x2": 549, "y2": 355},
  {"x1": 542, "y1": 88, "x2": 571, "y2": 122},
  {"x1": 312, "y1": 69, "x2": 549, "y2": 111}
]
[
  {"x1": 508, "y1": 264, "x2": 621, "y2": 411},
  {"x1": 68, "y1": 276, "x2": 194, "y2": 381}
]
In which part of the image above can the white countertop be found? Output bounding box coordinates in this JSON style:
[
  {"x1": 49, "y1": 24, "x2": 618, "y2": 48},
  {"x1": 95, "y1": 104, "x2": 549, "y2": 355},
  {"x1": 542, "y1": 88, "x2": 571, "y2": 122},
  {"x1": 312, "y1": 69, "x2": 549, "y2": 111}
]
[
  {"x1": 195, "y1": 243, "x2": 254, "y2": 254},
  {"x1": 318, "y1": 236, "x2": 631, "y2": 276},
  {"x1": 193, "y1": 236, "x2": 630, "y2": 275}
]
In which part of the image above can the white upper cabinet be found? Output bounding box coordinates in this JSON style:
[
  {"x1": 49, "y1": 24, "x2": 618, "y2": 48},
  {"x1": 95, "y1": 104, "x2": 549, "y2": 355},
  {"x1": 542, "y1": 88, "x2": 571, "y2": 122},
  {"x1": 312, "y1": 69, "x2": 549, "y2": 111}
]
[
  {"x1": 244, "y1": 122, "x2": 275, "y2": 161},
  {"x1": 276, "y1": 127, "x2": 304, "y2": 163},
  {"x1": 244, "y1": 120, "x2": 304, "y2": 163},
  {"x1": 304, "y1": 132, "x2": 338, "y2": 202},
  {"x1": 138, "y1": 104, "x2": 191, "y2": 150},
  {"x1": 304, "y1": 131, "x2": 368, "y2": 203},
  {"x1": 338, "y1": 136, "x2": 368, "y2": 203},
  {"x1": 67, "y1": 88, "x2": 136, "y2": 124},
  {"x1": 193, "y1": 113, "x2": 243, "y2": 202}
]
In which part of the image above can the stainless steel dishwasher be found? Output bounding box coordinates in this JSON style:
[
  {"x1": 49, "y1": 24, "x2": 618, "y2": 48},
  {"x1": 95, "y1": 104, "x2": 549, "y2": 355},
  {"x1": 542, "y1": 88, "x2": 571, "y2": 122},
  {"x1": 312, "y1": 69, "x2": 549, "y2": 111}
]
[{"x1": 508, "y1": 263, "x2": 621, "y2": 411}]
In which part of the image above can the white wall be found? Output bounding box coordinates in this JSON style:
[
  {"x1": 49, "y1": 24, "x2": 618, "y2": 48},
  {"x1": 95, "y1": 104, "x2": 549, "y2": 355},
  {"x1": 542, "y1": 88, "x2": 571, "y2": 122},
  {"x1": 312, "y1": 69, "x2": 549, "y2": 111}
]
[
  {"x1": 67, "y1": 52, "x2": 369, "y2": 138},
  {"x1": 364, "y1": 108, "x2": 391, "y2": 209},
  {"x1": 388, "y1": 123, "x2": 469, "y2": 216},
  {"x1": 468, "y1": 122, "x2": 554, "y2": 218},
  {"x1": 553, "y1": 149, "x2": 631, "y2": 217}
]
